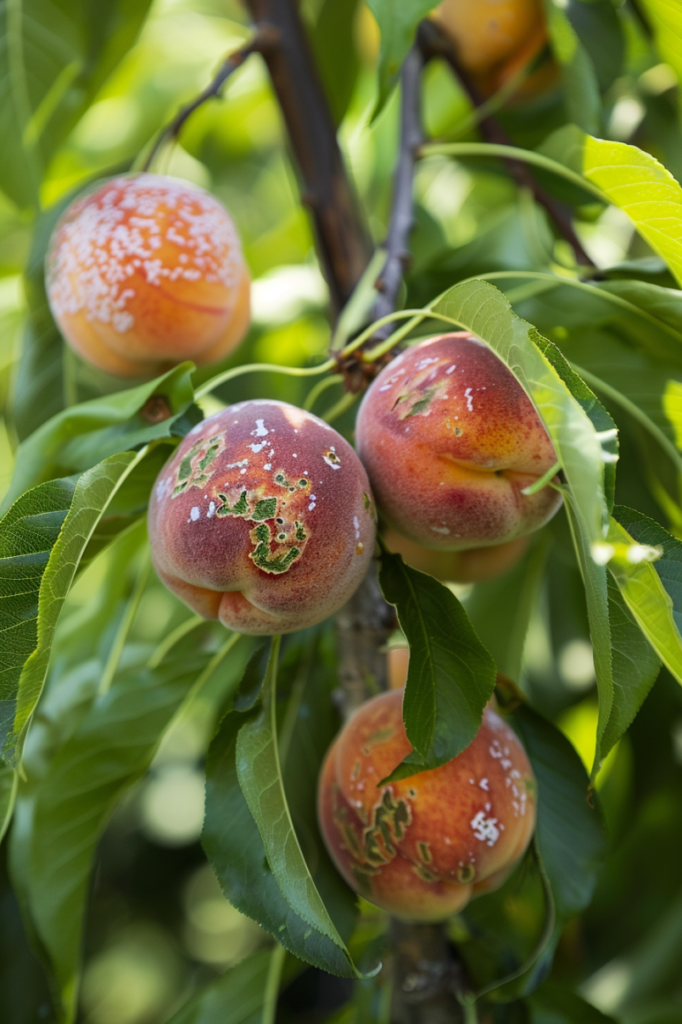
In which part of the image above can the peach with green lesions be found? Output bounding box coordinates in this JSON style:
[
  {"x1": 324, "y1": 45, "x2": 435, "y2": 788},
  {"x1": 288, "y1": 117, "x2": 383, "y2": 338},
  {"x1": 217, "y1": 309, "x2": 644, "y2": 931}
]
[
  {"x1": 148, "y1": 400, "x2": 376, "y2": 635},
  {"x1": 45, "y1": 173, "x2": 250, "y2": 378},
  {"x1": 432, "y1": 0, "x2": 556, "y2": 101},
  {"x1": 317, "y1": 688, "x2": 536, "y2": 921},
  {"x1": 356, "y1": 333, "x2": 562, "y2": 551}
]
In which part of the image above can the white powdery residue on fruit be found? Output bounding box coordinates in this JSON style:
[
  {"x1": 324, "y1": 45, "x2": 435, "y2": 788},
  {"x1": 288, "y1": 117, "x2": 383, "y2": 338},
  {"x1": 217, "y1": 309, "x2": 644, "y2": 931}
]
[
  {"x1": 249, "y1": 442, "x2": 266, "y2": 453},
  {"x1": 416, "y1": 357, "x2": 439, "y2": 370},
  {"x1": 464, "y1": 387, "x2": 474, "y2": 412},
  {"x1": 308, "y1": 494, "x2": 317, "y2": 511},
  {"x1": 264, "y1": 463, "x2": 272, "y2": 471},
  {"x1": 155, "y1": 477, "x2": 171, "y2": 501},
  {"x1": 478, "y1": 778, "x2": 489, "y2": 791},
  {"x1": 207, "y1": 501, "x2": 216, "y2": 518},
  {"x1": 190, "y1": 506, "x2": 200, "y2": 521},
  {"x1": 323, "y1": 455, "x2": 341, "y2": 470},
  {"x1": 46, "y1": 174, "x2": 243, "y2": 332},
  {"x1": 430, "y1": 524, "x2": 450, "y2": 534},
  {"x1": 252, "y1": 418, "x2": 269, "y2": 437},
  {"x1": 225, "y1": 459, "x2": 249, "y2": 470},
  {"x1": 446, "y1": 364, "x2": 456, "y2": 375},
  {"x1": 470, "y1": 811, "x2": 500, "y2": 847},
  {"x1": 353, "y1": 515, "x2": 360, "y2": 539}
]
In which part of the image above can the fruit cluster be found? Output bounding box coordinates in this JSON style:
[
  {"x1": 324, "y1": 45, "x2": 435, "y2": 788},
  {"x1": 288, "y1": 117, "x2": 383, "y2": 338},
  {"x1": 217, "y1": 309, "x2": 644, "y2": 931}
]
[{"x1": 47, "y1": 169, "x2": 553, "y2": 922}]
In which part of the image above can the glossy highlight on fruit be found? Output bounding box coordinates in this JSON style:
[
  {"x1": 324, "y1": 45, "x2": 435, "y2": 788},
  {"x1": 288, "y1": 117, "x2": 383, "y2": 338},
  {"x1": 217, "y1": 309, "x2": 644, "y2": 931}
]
[
  {"x1": 46, "y1": 173, "x2": 250, "y2": 378},
  {"x1": 148, "y1": 400, "x2": 376, "y2": 635},
  {"x1": 355, "y1": 333, "x2": 562, "y2": 551},
  {"x1": 318, "y1": 688, "x2": 536, "y2": 921}
]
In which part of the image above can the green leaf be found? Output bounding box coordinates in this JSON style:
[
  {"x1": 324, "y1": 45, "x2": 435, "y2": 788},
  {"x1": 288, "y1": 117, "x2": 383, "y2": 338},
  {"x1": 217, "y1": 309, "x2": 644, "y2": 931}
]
[
  {"x1": 3, "y1": 362, "x2": 198, "y2": 509},
  {"x1": 532, "y1": 334, "x2": 619, "y2": 512},
  {"x1": 605, "y1": 511, "x2": 682, "y2": 689},
  {"x1": 1, "y1": 450, "x2": 148, "y2": 763},
  {"x1": 614, "y1": 505, "x2": 682, "y2": 634},
  {"x1": 10, "y1": 632, "x2": 247, "y2": 1024},
  {"x1": 235, "y1": 638, "x2": 362, "y2": 976},
  {"x1": 365, "y1": 0, "x2": 433, "y2": 116},
  {"x1": 0, "y1": 765, "x2": 17, "y2": 844},
  {"x1": 203, "y1": 708, "x2": 361, "y2": 978},
  {"x1": 0, "y1": 476, "x2": 77, "y2": 752},
  {"x1": 432, "y1": 279, "x2": 609, "y2": 544},
  {"x1": 167, "y1": 948, "x2": 291, "y2": 1024},
  {"x1": 378, "y1": 549, "x2": 496, "y2": 778},
  {"x1": 466, "y1": 534, "x2": 550, "y2": 683},
  {"x1": 310, "y1": 0, "x2": 361, "y2": 125},
  {"x1": 511, "y1": 706, "x2": 606, "y2": 922},
  {"x1": 544, "y1": 0, "x2": 601, "y2": 134},
  {"x1": 639, "y1": 0, "x2": 682, "y2": 92},
  {"x1": 0, "y1": 0, "x2": 153, "y2": 209}
]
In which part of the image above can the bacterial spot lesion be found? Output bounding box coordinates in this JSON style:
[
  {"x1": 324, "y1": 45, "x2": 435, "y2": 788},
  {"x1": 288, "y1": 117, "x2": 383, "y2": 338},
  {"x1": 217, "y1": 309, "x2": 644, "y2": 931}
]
[{"x1": 172, "y1": 434, "x2": 224, "y2": 496}]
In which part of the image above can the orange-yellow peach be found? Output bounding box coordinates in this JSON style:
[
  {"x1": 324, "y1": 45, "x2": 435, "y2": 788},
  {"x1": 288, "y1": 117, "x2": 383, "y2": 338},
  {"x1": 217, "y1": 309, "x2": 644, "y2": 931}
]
[
  {"x1": 355, "y1": 333, "x2": 562, "y2": 551},
  {"x1": 433, "y1": 0, "x2": 556, "y2": 101},
  {"x1": 148, "y1": 400, "x2": 376, "y2": 635},
  {"x1": 45, "y1": 173, "x2": 250, "y2": 378},
  {"x1": 318, "y1": 688, "x2": 536, "y2": 921},
  {"x1": 383, "y1": 526, "x2": 528, "y2": 583}
]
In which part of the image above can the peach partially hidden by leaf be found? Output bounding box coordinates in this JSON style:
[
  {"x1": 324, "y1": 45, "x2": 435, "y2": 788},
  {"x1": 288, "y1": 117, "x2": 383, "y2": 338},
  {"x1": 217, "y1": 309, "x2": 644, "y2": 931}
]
[
  {"x1": 318, "y1": 688, "x2": 536, "y2": 922},
  {"x1": 356, "y1": 333, "x2": 562, "y2": 552},
  {"x1": 148, "y1": 400, "x2": 376, "y2": 635},
  {"x1": 46, "y1": 173, "x2": 250, "y2": 378}
]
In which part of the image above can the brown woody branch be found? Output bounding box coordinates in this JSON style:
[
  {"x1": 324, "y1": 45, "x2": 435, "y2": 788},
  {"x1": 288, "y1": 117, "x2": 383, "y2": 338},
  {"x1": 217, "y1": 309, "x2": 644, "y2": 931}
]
[
  {"x1": 418, "y1": 19, "x2": 597, "y2": 270},
  {"x1": 244, "y1": 0, "x2": 373, "y2": 313}
]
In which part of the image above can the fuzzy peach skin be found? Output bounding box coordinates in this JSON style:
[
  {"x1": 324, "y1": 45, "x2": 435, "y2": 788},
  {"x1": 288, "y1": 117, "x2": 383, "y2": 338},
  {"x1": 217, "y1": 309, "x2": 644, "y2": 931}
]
[
  {"x1": 45, "y1": 173, "x2": 250, "y2": 378},
  {"x1": 383, "y1": 526, "x2": 528, "y2": 583},
  {"x1": 355, "y1": 333, "x2": 562, "y2": 550},
  {"x1": 318, "y1": 688, "x2": 536, "y2": 922},
  {"x1": 432, "y1": 0, "x2": 551, "y2": 98},
  {"x1": 148, "y1": 400, "x2": 376, "y2": 635}
]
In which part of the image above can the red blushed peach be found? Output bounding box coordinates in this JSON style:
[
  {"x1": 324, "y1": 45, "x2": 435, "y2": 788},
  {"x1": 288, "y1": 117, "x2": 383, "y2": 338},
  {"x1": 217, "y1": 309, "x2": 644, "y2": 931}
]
[
  {"x1": 383, "y1": 526, "x2": 528, "y2": 583},
  {"x1": 148, "y1": 400, "x2": 376, "y2": 635},
  {"x1": 45, "y1": 173, "x2": 250, "y2": 378},
  {"x1": 355, "y1": 334, "x2": 562, "y2": 551},
  {"x1": 317, "y1": 689, "x2": 536, "y2": 922}
]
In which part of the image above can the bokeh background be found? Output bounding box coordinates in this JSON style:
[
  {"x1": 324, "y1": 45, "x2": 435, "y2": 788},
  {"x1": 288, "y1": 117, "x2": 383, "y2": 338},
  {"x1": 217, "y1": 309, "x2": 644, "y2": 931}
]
[{"x1": 2, "y1": 1, "x2": 682, "y2": 1022}]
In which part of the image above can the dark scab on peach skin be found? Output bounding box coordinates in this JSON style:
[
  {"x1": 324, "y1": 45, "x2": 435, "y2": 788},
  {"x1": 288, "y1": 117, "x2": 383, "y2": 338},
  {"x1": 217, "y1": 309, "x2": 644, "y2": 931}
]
[
  {"x1": 317, "y1": 688, "x2": 536, "y2": 922},
  {"x1": 355, "y1": 333, "x2": 563, "y2": 552},
  {"x1": 147, "y1": 399, "x2": 376, "y2": 635}
]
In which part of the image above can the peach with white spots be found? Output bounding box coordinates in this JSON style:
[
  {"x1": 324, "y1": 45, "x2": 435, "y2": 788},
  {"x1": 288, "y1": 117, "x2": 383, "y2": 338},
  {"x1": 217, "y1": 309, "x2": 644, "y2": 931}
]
[
  {"x1": 46, "y1": 173, "x2": 250, "y2": 377},
  {"x1": 317, "y1": 688, "x2": 536, "y2": 921},
  {"x1": 148, "y1": 400, "x2": 376, "y2": 635},
  {"x1": 356, "y1": 334, "x2": 562, "y2": 551}
]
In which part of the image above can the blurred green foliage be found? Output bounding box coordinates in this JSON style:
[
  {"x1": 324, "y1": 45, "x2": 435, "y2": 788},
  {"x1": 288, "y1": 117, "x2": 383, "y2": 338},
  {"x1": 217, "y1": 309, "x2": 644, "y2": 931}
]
[{"x1": 2, "y1": 0, "x2": 682, "y2": 1022}]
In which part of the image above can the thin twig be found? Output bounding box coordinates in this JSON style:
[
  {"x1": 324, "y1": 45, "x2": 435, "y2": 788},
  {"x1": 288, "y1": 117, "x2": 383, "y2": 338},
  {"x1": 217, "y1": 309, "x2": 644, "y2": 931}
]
[
  {"x1": 372, "y1": 46, "x2": 424, "y2": 340},
  {"x1": 418, "y1": 19, "x2": 598, "y2": 270},
  {"x1": 142, "y1": 29, "x2": 275, "y2": 173}
]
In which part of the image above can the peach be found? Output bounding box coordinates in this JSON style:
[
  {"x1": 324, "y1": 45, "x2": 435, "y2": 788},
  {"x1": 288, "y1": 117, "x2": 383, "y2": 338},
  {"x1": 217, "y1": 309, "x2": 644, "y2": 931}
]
[
  {"x1": 148, "y1": 400, "x2": 376, "y2": 635},
  {"x1": 383, "y1": 526, "x2": 528, "y2": 583},
  {"x1": 317, "y1": 688, "x2": 536, "y2": 922},
  {"x1": 432, "y1": 0, "x2": 552, "y2": 99},
  {"x1": 355, "y1": 333, "x2": 562, "y2": 551},
  {"x1": 45, "y1": 173, "x2": 250, "y2": 378}
]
